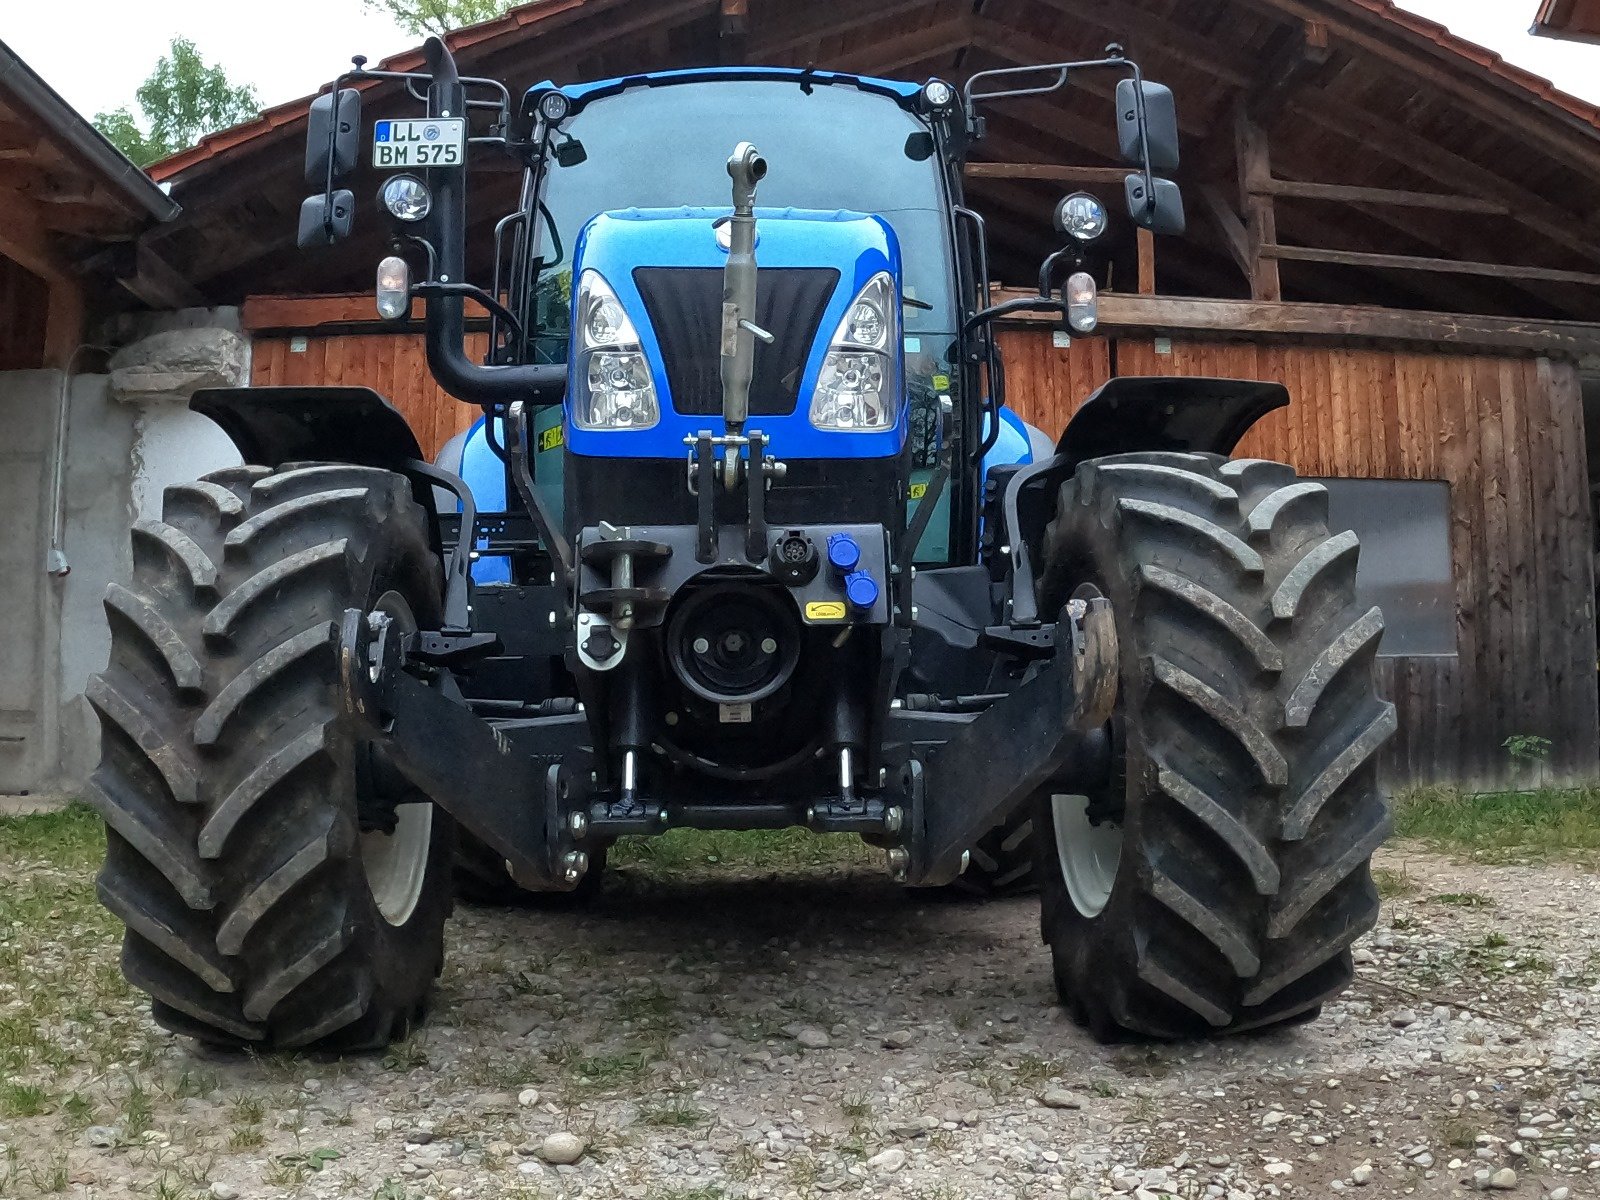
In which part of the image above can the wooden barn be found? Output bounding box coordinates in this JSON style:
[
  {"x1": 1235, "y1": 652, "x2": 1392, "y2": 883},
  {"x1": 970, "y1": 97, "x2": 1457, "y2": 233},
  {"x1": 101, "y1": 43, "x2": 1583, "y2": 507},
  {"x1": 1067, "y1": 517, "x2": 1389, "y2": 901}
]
[{"x1": 132, "y1": 0, "x2": 1600, "y2": 788}]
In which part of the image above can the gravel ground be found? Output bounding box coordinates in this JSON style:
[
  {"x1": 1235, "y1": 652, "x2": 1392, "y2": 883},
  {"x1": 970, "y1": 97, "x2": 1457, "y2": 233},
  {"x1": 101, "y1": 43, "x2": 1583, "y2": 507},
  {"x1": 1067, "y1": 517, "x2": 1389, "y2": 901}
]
[{"x1": 1, "y1": 826, "x2": 1598, "y2": 1200}]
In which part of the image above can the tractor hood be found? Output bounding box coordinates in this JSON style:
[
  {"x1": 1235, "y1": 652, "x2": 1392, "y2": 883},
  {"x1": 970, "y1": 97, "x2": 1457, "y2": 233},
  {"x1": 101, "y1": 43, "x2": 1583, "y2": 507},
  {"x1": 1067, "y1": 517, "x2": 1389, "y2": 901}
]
[{"x1": 564, "y1": 207, "x2": 905, "y2": 460}]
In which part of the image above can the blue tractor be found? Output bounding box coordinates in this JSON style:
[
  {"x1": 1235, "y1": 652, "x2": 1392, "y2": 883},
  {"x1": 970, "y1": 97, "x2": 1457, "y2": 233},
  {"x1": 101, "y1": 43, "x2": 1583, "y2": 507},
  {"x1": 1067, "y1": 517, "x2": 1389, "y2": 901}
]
[{"x1": 87, "y1": 39, "x2": 1393, "y2": 1050}]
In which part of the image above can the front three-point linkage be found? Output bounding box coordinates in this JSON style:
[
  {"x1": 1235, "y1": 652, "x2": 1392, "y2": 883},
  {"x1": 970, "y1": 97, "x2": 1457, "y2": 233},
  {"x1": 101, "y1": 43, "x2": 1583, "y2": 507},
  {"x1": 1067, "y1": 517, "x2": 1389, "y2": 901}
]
[{"x1": 683, "y1": 429, "x2": 788, "y2": 564}]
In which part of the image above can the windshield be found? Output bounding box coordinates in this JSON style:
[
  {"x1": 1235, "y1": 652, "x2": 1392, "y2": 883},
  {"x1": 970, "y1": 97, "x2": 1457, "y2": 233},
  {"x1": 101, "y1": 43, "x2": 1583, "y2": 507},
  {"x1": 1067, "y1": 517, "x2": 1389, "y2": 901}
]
[{"x1": 530, "y1": 78, "x2": 957, "y2": 347}]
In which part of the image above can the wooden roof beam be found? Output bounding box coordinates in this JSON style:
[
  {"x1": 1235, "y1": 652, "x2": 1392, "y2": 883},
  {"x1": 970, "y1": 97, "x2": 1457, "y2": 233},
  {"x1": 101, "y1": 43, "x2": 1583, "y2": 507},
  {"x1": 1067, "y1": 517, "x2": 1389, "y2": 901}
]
[
  {"x1": 718, "y1": 0, "x2": 748, "y2": 65},
  {"x1": 1262, "y1": 243, "x2": 1600, "y2": 289},
  {"x1": 1287, "y1": 97, "x2": 1600, "y2": 270},
  {"x1": 108, "y1": 239, "x2": 206, "y2": 310},
  {"x1": 1025, "y1": 0, "x2": 1256, "y2": 88},
  {"x1": 830, "y1": 21, "x2": 970, "y2": 76},
  {"x1": 1248, "y1": 18, "x2": 1335, "y2": 118},
  {"x1": 753, "y1": 0, "x2": 958, "y2": 61},
  {"x1": 1257, "y1": 177, "x2": 1508, "y2": 215},
  {"x1": 991, "y1": 290, "x2": 1600, "y2": 357},
  {"x1": 965, "y1": 163, "x2": 1130, "y2": 185},
  {"x1": 1228, "y1": 0, "x2": 1600, "y2": 175}
]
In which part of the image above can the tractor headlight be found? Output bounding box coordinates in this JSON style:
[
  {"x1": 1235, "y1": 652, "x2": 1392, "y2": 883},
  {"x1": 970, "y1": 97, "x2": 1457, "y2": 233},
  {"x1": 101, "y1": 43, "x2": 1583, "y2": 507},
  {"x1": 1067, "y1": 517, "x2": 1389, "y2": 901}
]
[
  {"x1": 380, "y1": 174, "x2": 431, "y2": 222},
  {"x1": 573, "y1": 269, "x2": 659, "y2": 430},
  {"x1": 811, "y1": 272, "x2": 898, "y2": 432}
]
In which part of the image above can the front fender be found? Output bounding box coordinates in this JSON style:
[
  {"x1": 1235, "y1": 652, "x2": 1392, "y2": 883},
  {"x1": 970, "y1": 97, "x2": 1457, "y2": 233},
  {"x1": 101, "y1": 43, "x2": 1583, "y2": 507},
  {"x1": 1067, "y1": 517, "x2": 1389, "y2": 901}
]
[
  {"x1": 190, "y1": 386, "x2": 425, "y2": 469},
  {"x1": 1055, "y1": 376, "x2": 1289, "y2": 469},
  {"x1": 1005, "y1": 376, "x2": 1290, "y2": 625}
]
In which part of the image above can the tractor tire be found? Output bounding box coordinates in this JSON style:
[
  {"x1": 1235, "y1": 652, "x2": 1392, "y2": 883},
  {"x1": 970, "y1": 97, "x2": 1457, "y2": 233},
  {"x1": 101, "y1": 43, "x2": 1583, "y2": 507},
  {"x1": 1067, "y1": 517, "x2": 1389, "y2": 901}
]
[
  {"x1": 86, "y1": 463, "x2": 456, "y2": 1051},
  {"x1": 454, "y1": 831, "x2": 607, "y2": 906},
  {"x1": 1033, "y1": 452, "x2": 1394, "y2": 1041},
  {"x1": 951, "y1": 808, "x2": 1037, "y2": 898}
]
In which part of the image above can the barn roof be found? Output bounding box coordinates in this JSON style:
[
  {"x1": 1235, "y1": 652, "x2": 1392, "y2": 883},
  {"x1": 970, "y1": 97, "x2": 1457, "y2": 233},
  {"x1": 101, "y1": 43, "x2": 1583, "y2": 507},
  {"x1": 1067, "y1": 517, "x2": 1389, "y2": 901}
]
[
  {"x1": 1534, "y1": 0, "x2": 1600, "y2": 44},
  {"x1": 138, "y1": 0, "x2": 1600, "y2": 322},
  {"x1": 0, "y1": 37, "x2": 181, "y2": 291}
]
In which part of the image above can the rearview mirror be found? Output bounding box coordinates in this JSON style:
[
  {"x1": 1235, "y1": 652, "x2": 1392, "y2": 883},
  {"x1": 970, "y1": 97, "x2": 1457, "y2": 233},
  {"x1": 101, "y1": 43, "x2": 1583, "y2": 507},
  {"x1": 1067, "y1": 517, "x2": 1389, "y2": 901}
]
[
  {"x1": 1124, "y1": 174, "x2": 1186, "y2": 236},
  {"x1": 305, "y1": 88, "x2": 361, "y2": 187},
  {"x1": 297, "y1": 190, "x2": 355, "y2": 248},
  {"x1": 1116, "y1": 80, "x2": 1180, "y2": 176}
]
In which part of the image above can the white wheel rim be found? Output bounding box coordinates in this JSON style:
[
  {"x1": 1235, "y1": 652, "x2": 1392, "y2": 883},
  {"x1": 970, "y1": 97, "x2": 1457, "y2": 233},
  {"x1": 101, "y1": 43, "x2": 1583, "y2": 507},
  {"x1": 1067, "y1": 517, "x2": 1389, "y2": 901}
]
[
  {"x1": 360, "y1": 589, "x2": 433, "y2": 927},
  {"x1": 363, "y1": 803, "x2": 433, "y2": 926},
  {"x1": 1051, "y1": 793, "x2": 1123, "y2": 918}
]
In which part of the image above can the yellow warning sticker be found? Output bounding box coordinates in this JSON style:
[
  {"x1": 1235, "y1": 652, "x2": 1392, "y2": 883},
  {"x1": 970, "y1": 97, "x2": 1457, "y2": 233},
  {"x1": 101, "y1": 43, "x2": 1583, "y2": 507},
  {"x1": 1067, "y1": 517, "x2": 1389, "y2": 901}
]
[
  {"x1": 805, "y1": 600, "x2": 847, "y2": 622},
  {"x1": 908, "y1": 482, "x2": 928, "y2": 500},
  {"x1": 537, "y1": 424, "x2": 564, "y2": 452},
  {"x1": 932, "y1": 373, "x2": 950, "y2": 390}
]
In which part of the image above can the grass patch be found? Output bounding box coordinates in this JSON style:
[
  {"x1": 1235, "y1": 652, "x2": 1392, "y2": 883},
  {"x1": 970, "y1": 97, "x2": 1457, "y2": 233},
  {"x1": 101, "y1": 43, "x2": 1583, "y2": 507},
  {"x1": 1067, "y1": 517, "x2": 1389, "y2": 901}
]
[
  {"x1": 1372, "y1": 865, "x2": 1417, "y2": 898},
  {"x1": 0, "y1": 802, "x2": 104, "y2": 866},
  {"x1": 609, "y1": 827, "x2": 874, "y2": 874},
  {"x1": 1394, "y1": 786, "x2": 1600, "y2": 862},
  {"x1": 0, "y1": 1082, "x2": 49, "y2": 1117},
  {"x1": 639, "y1": 1098, "x2": 710, "y2": 1128}
]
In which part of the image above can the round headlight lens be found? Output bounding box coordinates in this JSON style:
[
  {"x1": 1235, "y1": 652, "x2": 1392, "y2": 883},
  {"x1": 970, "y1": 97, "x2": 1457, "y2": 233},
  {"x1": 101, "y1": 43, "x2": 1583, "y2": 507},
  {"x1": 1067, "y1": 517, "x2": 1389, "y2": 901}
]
[
  {"x1": 923, "y1": 79, "x2": 954, "y2": 109},
  {"x1": 846, "y1": 299, "x2": 887, "y2": 349},
  {"x1": 1056, "y1": 192, "x2": 1109, "y2": 242},
  {"x1": 537, "y1": 90, "x2": 570, "y2": 122},
  {"x1": 381, "y1": 174, "x2": 431, "y2": 222}
]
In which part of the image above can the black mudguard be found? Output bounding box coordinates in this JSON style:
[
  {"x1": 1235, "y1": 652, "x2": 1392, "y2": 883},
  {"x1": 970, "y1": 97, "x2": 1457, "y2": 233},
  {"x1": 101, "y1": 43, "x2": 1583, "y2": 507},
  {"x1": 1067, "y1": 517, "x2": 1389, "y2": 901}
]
[
  {"x1": 191, "y1": 386, "x2": 426, "y2": 469},
  {"x1": 1055, "y1": 376, "x2": 1289, "y2": 468},
  {"x1": 1006, "y1": 376, "x2": 1290, "y2": 624}
]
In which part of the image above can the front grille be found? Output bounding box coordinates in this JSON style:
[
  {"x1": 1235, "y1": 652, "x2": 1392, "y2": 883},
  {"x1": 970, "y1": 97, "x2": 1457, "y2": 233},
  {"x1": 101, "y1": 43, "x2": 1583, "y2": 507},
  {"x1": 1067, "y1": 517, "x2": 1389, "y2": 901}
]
[{"x1": 633, "y1": 267, "x2": 839, "y2": 417}]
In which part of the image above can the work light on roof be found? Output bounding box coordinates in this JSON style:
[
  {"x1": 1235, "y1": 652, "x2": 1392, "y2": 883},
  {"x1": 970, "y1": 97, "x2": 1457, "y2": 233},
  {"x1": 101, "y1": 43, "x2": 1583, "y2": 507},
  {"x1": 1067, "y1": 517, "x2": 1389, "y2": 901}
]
[
  {"x1": 922, "y1": 80, "x2": 955, "y2": 110},
  {"x1": 537, "y1": 90, "x2": 571, "y2": 122}
]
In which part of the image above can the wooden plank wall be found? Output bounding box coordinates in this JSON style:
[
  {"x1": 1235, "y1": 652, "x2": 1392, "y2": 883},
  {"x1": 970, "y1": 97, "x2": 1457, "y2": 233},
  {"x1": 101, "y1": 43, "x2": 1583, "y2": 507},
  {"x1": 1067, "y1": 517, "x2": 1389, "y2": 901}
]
[
  {"x1": 1001, "y1": 332, "x2": 1600, "y2": 787},
  {"x1": 251, "y1": 331, "x2": 487, "y2": 457},
  {"x1": 0, "y1": 253, "x2": 48, "y2": 372},
  {"x1": 252, "y1": 322, "x2": 1598, "y2": 787}
]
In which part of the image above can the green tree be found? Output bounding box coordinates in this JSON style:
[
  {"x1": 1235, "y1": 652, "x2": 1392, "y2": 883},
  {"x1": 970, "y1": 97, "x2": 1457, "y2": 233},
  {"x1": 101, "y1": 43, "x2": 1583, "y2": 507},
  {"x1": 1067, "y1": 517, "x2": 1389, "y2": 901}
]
[
  {"x1": 94, "y1": 37, "x2": 259, "y2": 168},
  {"x1": 364, "y1": 0, "x2": 515, "y2": 37}
]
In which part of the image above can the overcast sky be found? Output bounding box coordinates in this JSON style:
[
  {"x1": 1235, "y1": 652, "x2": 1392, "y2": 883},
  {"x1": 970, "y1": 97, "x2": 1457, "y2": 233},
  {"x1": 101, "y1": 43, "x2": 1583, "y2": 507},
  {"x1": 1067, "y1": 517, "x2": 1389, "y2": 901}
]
[{"x1": 3, "y1": 0, "x2": 1597, "y2": 122}]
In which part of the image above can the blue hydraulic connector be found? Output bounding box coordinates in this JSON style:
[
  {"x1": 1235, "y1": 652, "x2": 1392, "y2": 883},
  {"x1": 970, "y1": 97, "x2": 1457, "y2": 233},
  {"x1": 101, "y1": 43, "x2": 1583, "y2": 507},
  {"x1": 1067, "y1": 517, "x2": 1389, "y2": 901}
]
[
  {"x1": 826, "y1": 532, "x2": 861, "y2": 574},
  {"x1": 844, "y1": 569, "x2": 879, "y2": 613}
]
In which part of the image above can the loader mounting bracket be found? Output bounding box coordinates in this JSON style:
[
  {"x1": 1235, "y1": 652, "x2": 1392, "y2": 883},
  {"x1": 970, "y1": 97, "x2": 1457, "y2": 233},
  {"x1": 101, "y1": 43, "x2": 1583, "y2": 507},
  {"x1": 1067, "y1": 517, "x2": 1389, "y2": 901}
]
[{"x1": 895, "y1": 590, "x2": 1119, "y2": 886}]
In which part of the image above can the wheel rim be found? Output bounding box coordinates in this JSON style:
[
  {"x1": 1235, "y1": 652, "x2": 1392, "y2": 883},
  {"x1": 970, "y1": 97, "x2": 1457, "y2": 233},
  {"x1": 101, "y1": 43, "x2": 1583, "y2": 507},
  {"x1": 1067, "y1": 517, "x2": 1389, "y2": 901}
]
[
  {"x1": 1050, "y1": 794, "x2": 1123, "y2": 918},
  {"x1": 360, "y1": 590, "x2": 433, "y2": 927}
]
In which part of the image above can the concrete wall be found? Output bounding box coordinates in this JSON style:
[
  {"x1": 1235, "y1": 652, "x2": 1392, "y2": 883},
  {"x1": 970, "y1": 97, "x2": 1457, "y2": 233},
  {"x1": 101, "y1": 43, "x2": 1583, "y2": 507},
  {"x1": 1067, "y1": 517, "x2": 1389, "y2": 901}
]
[
  {"x1": 0, "y1": 310, "x2": 248, "y2": 795},
  {"x1": 0, "y1": 369, "x2": 64, "y2": 792}
]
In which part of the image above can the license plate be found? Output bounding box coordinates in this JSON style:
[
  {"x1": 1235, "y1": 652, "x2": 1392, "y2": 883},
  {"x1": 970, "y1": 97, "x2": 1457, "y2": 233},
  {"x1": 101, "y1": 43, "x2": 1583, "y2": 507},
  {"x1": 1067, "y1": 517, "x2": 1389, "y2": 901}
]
[{"x1": 372, "y1": 118, "x2": 466, "y2": 169}]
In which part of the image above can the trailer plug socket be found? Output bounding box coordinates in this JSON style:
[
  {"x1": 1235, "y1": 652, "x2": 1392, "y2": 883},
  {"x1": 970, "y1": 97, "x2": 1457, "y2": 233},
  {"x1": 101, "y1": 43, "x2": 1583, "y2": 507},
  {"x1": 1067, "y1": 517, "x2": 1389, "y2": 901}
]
[{"x1": 770, "y1": 530, "x2": 819, "y2": 586}]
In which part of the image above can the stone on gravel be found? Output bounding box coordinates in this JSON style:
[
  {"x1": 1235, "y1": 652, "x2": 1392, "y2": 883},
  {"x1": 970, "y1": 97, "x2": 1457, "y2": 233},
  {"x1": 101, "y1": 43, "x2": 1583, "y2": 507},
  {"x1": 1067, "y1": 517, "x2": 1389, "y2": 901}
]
[
  {"x1": 1547, "y1": 1189, "x2": 1571, "y2": 1200},
  {"x1": 1350, "y1": 1161, "x2": 1373, "y2": 1185},
  {"x1": 210, "y1": 1185, "x2": 239, "y2": 1200},
  {"x1": 1390, "y1": 1008, "x2": 1418, "y2": 1028},
  {"x1": 867, "y1": 1147, "x2": 907, "y2": 1172},
  {"x1": 1487, "y1": 1167, "x2": 1518, "y2": 1190},
  {"x1": 538, "y1": 1132, "x2": 586, "y2": 1165},
  {"x1": 1040, "y1": 1087, "x2": 1082, "y2": 1110},
  {"x1": 706, "y1": 1031, "x2": 732, "y2": 1048},
  {"x1": 1265, "y1": 1161, "x2": 1294, "y2": 1176},
  {"x1": 883, "y1": 1029, "x2": 917, "y2": 1049},
  {"x1": 83, "y1": 1126, "x2": 119, "y2": 1148},
  {"x1": 518, "y1": 1088, "x2": 540, "y2": 1107},
  {"x1": 795, "y1": 1027, "x2": 831, "y2": 1049}
]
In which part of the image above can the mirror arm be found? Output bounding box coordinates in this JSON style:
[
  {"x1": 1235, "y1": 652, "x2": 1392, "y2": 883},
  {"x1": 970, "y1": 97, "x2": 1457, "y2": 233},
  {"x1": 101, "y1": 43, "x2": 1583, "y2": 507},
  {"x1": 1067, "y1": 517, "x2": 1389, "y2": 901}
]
[{"x1": 1123, "y1": 61, "x2": 1161, "y2": 227}]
